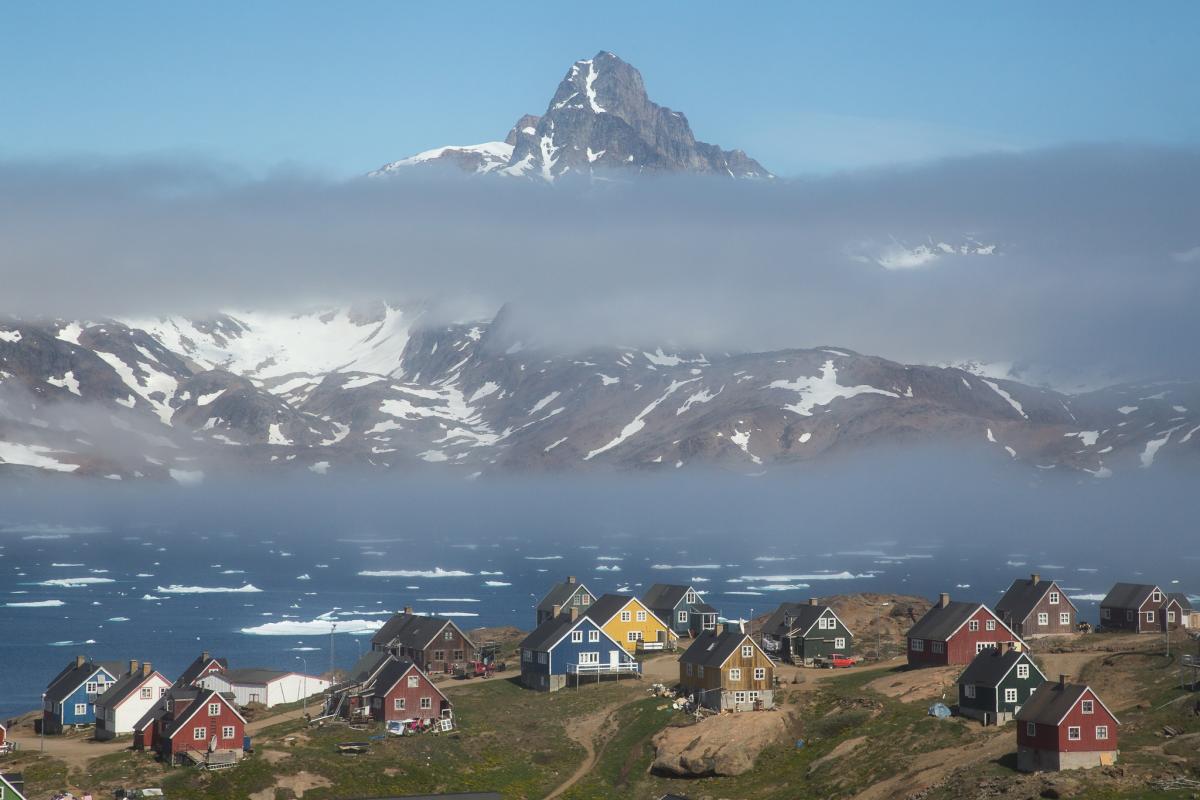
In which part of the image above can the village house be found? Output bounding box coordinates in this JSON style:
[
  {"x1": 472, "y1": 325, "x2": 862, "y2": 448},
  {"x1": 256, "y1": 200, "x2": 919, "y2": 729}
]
[
  {"x1": 197, "y1": 667, "x2": 330, "y2": 709},
  {"x1": 906, "y1": 593, "x2": 1024, "y2": 667},
  {"x1": 678, "y1": 626, "x2": 774, "y2": 712},
  {"x1": 1163, "y1": 593, "x2": 1194, "y2": 630},
  {"x1": 0, "y1": 722, "x2": 6, "y2": 751},
  {"x1": 326, "y1": 649, "x2": 395, "y2": 721},
  {"x1": 759, "y1": 599, "x2": 853, "y2": 664},
  {"x1": 518, "y1": 608, "x2": 640, "y2": 692},
  {"x1": 535, "y1": 575, "x2": 596, "y2": 626},
  {"x1": 642, "y1": 584, "x2": 718, "y2": 638},
  {"x1": 42, "y1": 656, "x2": 120, "y2": 734},
  {"x1": 582, "y1": 593, "x2": 678, "y2": 654},
  {"x1": 94, "y1": 661, "x2": 172, "y2": 740},
  {"x1": 0, "y1": 772, "x2": 27, "y2": 800},
  {"x1": 956, "y1": 644, "x2": 1046, "y2": 725},
  {"x1": 366, "y1": 656, "x2": 453, "y2": 727},
  {"x1": 1015, "y1": 676, "x2": 1119, "y2": 772},
  {"x1": 1099, "y1": 583, "x2": 1164, "y2": 633},
  {"x1": 995, "y1": 574, "x2": 1078, "y2": 638},
  {"x1": 175, "y1": 650, "x2": 228, "y2": 687},
  {"x1": 371, "y1": 607, "x2": 477, "y2": 675},
  {"x1": 132, "y1": 687, "x2": 246, "y2": 767}
]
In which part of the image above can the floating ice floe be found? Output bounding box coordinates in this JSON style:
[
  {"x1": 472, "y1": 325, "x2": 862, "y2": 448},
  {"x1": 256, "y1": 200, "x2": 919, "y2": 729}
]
[
  {"x1": 6, "y1": 599, "x2": 65, "y2": 607},
  {"x1": 358, "y1": 568, "x2": 471, "y2": 578},
  {"x1": 737, "y1": 571, "x2": 869, "y2": 582},
  {"x1": 241, "y1": 617, "x2": 385, "y2": 636},
  {"x1": 156, "y1": 583, "x2": 262, "y2": 594},
  {"x1": 652, "y1": 564, "x2": 721, "y2": 570},
  {"x1": 484, "y1": 580, "x2": 511, "y2": 587},
  {"x1": 37, "y1": 577, "x2": 115, "y2": 587}
]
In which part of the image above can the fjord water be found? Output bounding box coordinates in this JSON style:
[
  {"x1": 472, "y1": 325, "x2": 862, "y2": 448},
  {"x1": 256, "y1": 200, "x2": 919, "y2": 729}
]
[{"x1": 1, "y1": 456, "x2": 1196, "y2": 721}]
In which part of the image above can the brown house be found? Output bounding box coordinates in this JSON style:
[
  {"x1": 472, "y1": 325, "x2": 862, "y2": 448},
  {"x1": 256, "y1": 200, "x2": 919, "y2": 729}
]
[
  {"x1": 995, "y1": 574, "x2": 1078, "y2": 638},
  {"x1": 1099, "y1": 584, "x2": 1164, "y2": 633},
  {"x1": 370, "y1": 607, "x2": 477, "y2": 675},
  {"x1": 678, "y1": 627, "x2": 774, "y2": 711}
]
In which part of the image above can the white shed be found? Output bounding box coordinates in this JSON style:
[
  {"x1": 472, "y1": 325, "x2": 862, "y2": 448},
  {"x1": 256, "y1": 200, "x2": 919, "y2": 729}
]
[{"x1": 198, "y1": 668, "x2": 330, "y2": 708}]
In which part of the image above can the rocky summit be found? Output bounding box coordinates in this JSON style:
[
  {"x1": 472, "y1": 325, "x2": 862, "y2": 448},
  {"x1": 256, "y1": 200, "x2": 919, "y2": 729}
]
[
  {"x1": 1, "y1": 307, "x2": 1196, "y2": 481},
  {"x1": 370, "y1": 51, "x2": 771, "y2": 182}
]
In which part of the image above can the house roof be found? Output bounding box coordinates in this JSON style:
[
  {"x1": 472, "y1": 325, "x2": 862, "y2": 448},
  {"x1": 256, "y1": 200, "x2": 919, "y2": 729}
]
[
  {"x1": 957, "y1": 648, "x2": 1042, "y2": 688},
  {"x1": 642, "y1": 584, "x2": 693, "y2": 612},
  {"x1": 1100, "y1": 582, "x2": 1160, "y2": 609},
  {"x1": 44, "y1": 660, "x2": 120, "y2": 705},
  {"x1": 349, "y1": 650, "x2": 392, "y2": 684},
  {"x1": 995, "y1": 577, "x2": 1078, "y2": 624},
  {"x1": 519, "y1": 614, "x2": 580, "y2": 653},
  {"x1": 536, "y1": 578, "x2": 590, "y2": 613},
  {"x1": 371, "y1": 612, "x2": 476, "y2": 652},
  {"x1": 133, "y1": 686, "x2": 200, "y2": 733},
  {"x1": 760, "y1": 602, "x2": 851, "y2": 639},
  {"x1": 1167, "y1": 592, "x2": 1193, "y2": 611},
  {"x1": 582, "y1": 593, "x2": 674, "y2": 632},
  {"x1": 96, "y1": 668, "x2": 165, "y2": 709},
  {"x1": 0, "y1": 772, "x2": 27, "y2": 800},
  {"x1": 907, "y1": 600, "x2": 1014, "y2": 643},
  {"x1": 679, "y1": 630, "x2": 758, "y2": 668},
  {"x1": 214, "y1": 668, "x2": 297, "y2": 686},
  {"x1": 1015, "y1": 682, "x2": 1119, "y2": 726},
  {"x1": 177, "y1": 653, "x2": 227, "y2": 686}
]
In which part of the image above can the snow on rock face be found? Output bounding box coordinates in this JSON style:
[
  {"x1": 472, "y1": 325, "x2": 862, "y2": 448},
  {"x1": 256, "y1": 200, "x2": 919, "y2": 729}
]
[
  {"x1": 0, "y1": 329, "x2": 22, "y2": 343},
  {"x1": 767, "y1": 360, "x2": 898, "y2": 416},
  {"x1": 0, "y1": 441, "x2": 79, "y2": 472},
  {"x1": 47, "y1": 371, "x2": 82, "y2": 396},
  {"x1": 585, "y1": 378, "x2": 699, "y2": 460}
]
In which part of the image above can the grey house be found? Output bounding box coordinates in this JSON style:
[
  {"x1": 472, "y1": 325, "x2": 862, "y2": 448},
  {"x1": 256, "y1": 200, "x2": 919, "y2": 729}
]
[
  {"x1": 535, "y1": 576, "x2": 595, "y2": 626},
  {"x1": 642, "y1": 584, "x2": 718, "y2": 637}
]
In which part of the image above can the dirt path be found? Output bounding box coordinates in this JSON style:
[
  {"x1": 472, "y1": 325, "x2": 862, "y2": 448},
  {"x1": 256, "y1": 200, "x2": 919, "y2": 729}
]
[
  {"x1": 542, "y1": 697, "x2": 629, "y2": 800},
  {"x1": 7, "y1": 731, "x2": 126, "y2": 772},
  {"x1": 852, "y1": 727, "x2": 1012, "y2": 800}
]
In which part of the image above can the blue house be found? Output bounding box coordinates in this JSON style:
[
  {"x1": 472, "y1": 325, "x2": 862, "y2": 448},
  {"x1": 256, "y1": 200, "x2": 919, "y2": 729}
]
[
  {"x1": 43, "y1": 655, "x2": 119, "y2": 734},
  {"x1": 518, "y1": 610, "x2": 639, "y2": 692}
]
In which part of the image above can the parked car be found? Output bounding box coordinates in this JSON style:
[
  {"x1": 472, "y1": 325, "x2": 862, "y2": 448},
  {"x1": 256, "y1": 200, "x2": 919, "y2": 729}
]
[{"x1": 819, "y1": 653, "x2": 856, "y2": 669}]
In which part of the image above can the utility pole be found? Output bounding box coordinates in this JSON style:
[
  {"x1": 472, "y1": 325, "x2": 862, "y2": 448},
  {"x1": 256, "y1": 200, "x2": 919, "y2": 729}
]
[
  {"x1": 40, "y1": 692, "x2": 45, "y2": 754},
  {"x1": 330, "y1": 623, "x2": 337, "y2": 680},
  {"x1": 296, "y1": 656, "x2": 308, "y2": 718}
]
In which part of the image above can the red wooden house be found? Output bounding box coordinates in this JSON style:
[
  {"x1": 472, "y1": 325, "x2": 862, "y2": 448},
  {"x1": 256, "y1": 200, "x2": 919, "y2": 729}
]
[
  {"x1": 368, "y1": 657, "x2": 453, "y2": 728},
  {"x1": 132, "y1": 688, "x2": 246, "y2": 766},
  {"x1": 906, "y1": 593, "x2": 1025, "y2": 667},
  {"x1": 1016, "y1": 677, "x2": 1119, "y2": 771},
  {"x1": 175, "y1": 650, "x2": 227, "y2": 687}
]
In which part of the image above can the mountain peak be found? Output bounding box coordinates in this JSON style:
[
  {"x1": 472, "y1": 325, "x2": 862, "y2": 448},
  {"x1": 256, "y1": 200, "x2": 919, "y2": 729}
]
[{"x1": 374, "y1": 52, "x2": 771, "y2": 182}]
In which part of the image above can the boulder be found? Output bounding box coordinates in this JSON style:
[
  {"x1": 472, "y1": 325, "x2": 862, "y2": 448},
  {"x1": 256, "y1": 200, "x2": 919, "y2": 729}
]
[{"x1": 652, "y1": 712, "x2": 789, "y2": 777}]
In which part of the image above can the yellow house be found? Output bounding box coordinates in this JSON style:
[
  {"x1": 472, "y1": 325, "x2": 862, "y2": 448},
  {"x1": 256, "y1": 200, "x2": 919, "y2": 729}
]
[{"x1": 583, "y1": 594, "x2": 679, "y2": 653}]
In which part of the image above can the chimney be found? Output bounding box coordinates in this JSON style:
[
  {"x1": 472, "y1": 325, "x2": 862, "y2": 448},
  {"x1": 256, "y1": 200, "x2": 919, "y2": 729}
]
[
  {"x1": 129, "y1": 659, "x2": 139, "y2": 676},
  {"x1": 201, "y1": 650, "x2": 209, "y2": 662},
  {"x1": 552, "y1": 604, "x2": 562, "y2": 618},
  {"x1": 75, "y1": 655, "x2": 86, "y2": 668},
  {"x1": 808, "y1": 598, "x2": 818, "y2": 607},
  {"x1": 715, "y1": 623, "x2": 725, "y2": 636},
  {"x1": 569, "y1": 607, "x2": 579, "y2": 622},
  {"x1": 403, "y1": 606, "x2": 413, "y2": 615},
  {"x1": 567, "y1": 575, "x2": 577, "y2": 585},
  {"x1": 938, "y1": 593, "x2": 950, "y2": 608},
  {"x1": 143, "y1": 662, "x2": 152, "y2": 677},
  {"x1": 1059, "y1": 674, "x2": 1069, "y2": 688},
  {"x1": 997, "y1": 641, "x2": 1009, "y2": 655},
  {"x1": 1031, "y1": 573, "x2": 1040, "y2": 586}
]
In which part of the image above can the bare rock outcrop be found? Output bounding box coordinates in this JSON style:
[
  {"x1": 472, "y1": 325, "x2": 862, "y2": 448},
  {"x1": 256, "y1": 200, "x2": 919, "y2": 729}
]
[{"x1": 652, "y1": 711, "x2": 789, "y2": 777}]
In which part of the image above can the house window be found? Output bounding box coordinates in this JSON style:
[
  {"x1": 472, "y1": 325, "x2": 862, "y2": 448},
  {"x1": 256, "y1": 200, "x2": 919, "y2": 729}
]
[
  {"x1": 834, "y1": 637, "x2": 846, "y2": 650},
  {"x1": 537, "y1": 652, "x2": 548, "y2": 664},
  {"x1": 910, "y1": 638, "x2": 924, "y2": 652},
  {"x1": 1004, "y1": 688, "x2": 1018, "y2": 704},
  {"x1": 394, "y1": 698, "x2": 405, "y2": 711},
  {"x1": 580, "y1": 595, "x2": 590, "y2": 605},
  {"x1": 1060, "y1": 613, "x2": 1071, "y2": 625},
  {"x1": 407, "y1": 675, "x2": 419, "y2": 688},
  {"x1": 1096, "y1": 725, "x2": 1108, "y2": 740},
  {"x1": 141, "y1": 687, "x2": 154, "y2": 700},
  {"x1": 964, "y1": 684, "x2": 976, "y2": 699},
  {"x1": 678, "y1": 611, "x2": 688, "y2": 623},
  {"x1": 627, "y1": 631, "x2": 643, "y2": 642},
  {"x1": 222, "y1": 725, "x2": 235, "y2": 739},
  {"x1": 1048, "y1": 592, "x2": 1060, "y2": 605},
  {"x1": 1017, "y1": 664, "x2": 1030, "y2": 679},
  {"x1": 976, "y1": 642, "x2": 996, "y2": 654},
  {"x1": 420, "y1": 697, "x2": 432, "y2": 710},
  {"x1": 817, "y1": 617, "x2": 827, "y2": 630},
  {"x1": 1168, "y1": 610, "x2": 1176, "y2": 623},
  {"x1": 1145, "y1": 611, "x2": 1155, "y2": 624},
  {"x1": 444, "y1": 631, "x2": 454, "y2": 641},
  {"x1": 734, "y1": 691, "x2": 747, "y2": 705},
  {"x1": 1037, "y1": 613, "x2": 1049, "y2": 626},
  {"x1": 754, "y1": 667, "x2": 766, "y2": 680},
  {"x1": 1067, "y1": 726, "x2": 1081, "y2": 741},
  {"x1": 571, "y1": 631, "x2": 583, "y2": 643},
  {"x1": 1152, "y1": 591, "x2": 1162, "y2": 603},
  {"x1": 620, "y1": 611, "x2": 631, "y2": 623},
  {"x1": 1081, "y1": 699, "x2": 1093, "y2": 714},
  {"x1": 741, "y1": 645, "x2": 754, "y2": 658},
  {"x1": 1026, "y1": 722, "x2": 1037, "y2": 737},
  {"x1": 968, "y1": 620, "x2": 979, "y2": 632},
  {"x1": 686, "y1": 663, "x2": 693, "y2": 676},
  {"x1": 208, "y1": 703, "x2": 221, "y2": 716},
  {"x1": 1101, "y1": 608, "x2": 1111, "y2": 620},
  {"x1": 697, "y1": 666, "x2": 704, "y2": 678},
  {"x1": 985, "y1": 620, "x2": 996, "y2": 631},
  {"x1": 193, "y1": 726, "x2": 207, "y2": 741},
  {"x1": 579, "y1": 652, "x2": 599, "y2": 665},
  {"x1": 74, "y1": 703, "x2": 88, "y2": 716},
  {"x1": 728, "y1": 668, "x2": 742, "y2": 681},
  {"x1": 86, "y1": 681, "x2": 98, "y2": 695},
  {"x1": 931, "y1": 641, "x2": 944, "y2": 654},
  {"x1": 685, "y1": 591, "x2": 697, "y2": 604},
  {"x1": 522, "y1": 650, "x2": 531, "y2": 662},
  {"x1": 748, "y1": 691, "x2": 760, "y2": 702},
  {"x1": 636, "y1": 610, "x2": 647, "y2": 622},
  {"x1": 453, "y1": 650, "x2": 464, "y2": 661},
  {"x1": 588, "y1": 630, "x2": 599, "y2": 642},
  {"x1": 160, "y1": 687, "x2": 167, "y2": 697}
]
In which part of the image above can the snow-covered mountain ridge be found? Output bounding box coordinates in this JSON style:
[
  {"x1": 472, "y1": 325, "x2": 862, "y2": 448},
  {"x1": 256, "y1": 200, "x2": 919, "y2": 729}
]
[{"x1": 1, "y1": 306, "x2": 1197, "y2": 482}]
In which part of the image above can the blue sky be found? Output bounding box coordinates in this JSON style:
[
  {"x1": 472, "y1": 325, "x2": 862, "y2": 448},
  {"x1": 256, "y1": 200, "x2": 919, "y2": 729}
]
[{"x1": 2, "y1": 2, "x2": 1197, "y2": 177}]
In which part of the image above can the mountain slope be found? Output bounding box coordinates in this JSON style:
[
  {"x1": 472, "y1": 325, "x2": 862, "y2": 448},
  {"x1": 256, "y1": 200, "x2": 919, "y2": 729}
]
[
  {"x1": 370, "y1": 51, "x2": 771, "y2": 182},
  {"x1": 1, "y1": 309, "x2": 1196, "y2": 481}
]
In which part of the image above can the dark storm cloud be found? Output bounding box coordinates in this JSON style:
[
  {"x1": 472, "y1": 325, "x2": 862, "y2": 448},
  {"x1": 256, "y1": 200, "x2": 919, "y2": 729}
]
[{"x1": 1, "y1": 144, "x2": 1198, "y2": 380}]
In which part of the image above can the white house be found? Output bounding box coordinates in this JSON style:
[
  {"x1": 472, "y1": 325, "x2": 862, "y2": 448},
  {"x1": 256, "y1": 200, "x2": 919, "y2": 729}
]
[
  {"x1": 94, "y1": 661, "x2": 172, "y2": 740},
  {"x1": 197, "y1": 668, "x2": 330, "y2": 708}
]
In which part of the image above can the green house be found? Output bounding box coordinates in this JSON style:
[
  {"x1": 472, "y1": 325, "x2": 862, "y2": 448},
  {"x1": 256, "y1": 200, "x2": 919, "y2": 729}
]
[
  {"x1": 759, "y1": 599, "x2": 853, "y2": 664},
  {"x1": 957, "y1": 645, "x2": 1045, "y2": 725}
]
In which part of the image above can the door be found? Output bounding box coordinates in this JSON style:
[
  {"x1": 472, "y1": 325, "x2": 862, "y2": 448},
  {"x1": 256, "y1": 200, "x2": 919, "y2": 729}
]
[{"x1": 609, "y1": 650, "x2": 619, "y2": 669}]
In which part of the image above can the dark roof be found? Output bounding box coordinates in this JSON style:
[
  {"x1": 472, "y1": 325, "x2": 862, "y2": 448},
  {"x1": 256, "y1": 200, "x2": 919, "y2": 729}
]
[
  {"x1": 177, "y1": 653, "x2": 227, "y2": 686},
  {"x1": 1167, "y1": 592, "x2": 1193, "y2": 611},
  {"x1": 761, "y1": 602, "x2": 826, "y2": 639},
  {"x1": 957, "y1": 648, "x2": 1040, "y2": 688},
  {"x1": 694, "y1": 602, "x2": 718, "y2": 614},
  {"x1": 679, "y1": 630, "x2": 753, "y2": 668},
  {"x1": 1100, "y1": 582, "x2": 1159, "y2": 609},
  {"x1": 580, "y1": 593, "x2": 636, "y2": 626},
  {"x1": 907, "y1": 600, "x2": 989, "y2": 642},
  {"x1": 215, "y1": 668, "x2": 292, "y2": 685},
  {"x1": 45, "y1": 660, "x2": 119, "y2": 704},
  {"x1": 371, "y1": 612, "x2": 475, "y2": 652},
  {"x1": 642, "y1": 584, "x2": 690, "y2": 612},
  {"x1": 133, "y1": 687, "x2": 200, "y2": 733},
  {"x1": 96, "y1": 668, "x2": 160, "y2": 709},
  {"x1": 370, "y1": 657, "x2": 418, "y2": 697},
  {"x1": 519, "y1": 615, "x2": 578, "y2": 653},
  {"x1": 1015, "y1": 682, "x2": 1115, "y2": 726},
  {"x1": 536, "y1": 578, "x2": 589, "y2": 613},
  {"x1": 995, "y1": 577, "x2": 1074, "y2": 624},
  {"x1": 349, "y1": 650, "x2": 392, "y2": 684}
]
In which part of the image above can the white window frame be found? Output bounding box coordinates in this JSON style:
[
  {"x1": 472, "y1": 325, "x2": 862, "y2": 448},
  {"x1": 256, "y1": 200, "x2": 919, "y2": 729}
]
[
  {"x1": 685, "y1": 591, "x2": 697, "y2": 604},
  {"x1": 571, "y1": 630, "x2": 583, "y2": 643},
  {"x1": 1037, "y1": 612, "x2": 1049, "y2": 626},
  {"x1": 678, "y1": 611, "x2": 688, "y2": 623},
  {"x1": 1017, "y1": 664, "x2": 1029, "y2": 679},
  {"x1": 1060, "y1": 612, "x2": 1071, "y2": 625},
  {"x1": 910, "y1": 638, "x2": 924, "y2": 652},
  {"x1": 636, "y1": 610, "x2": 647, "y2": 622},
  {"x1": 620, "y1": 611, "x2": 632, "y2": 623},
  {"x1": 968, "y1": 620, "x2": 980, "y2": 632},
  {"x1": 985, "y1": 619, "x2": 996, "y2": 631},
  {"x1": 1095, "y1": 725, "x2": 1108, "y2": 740},
  {"x1": 394, "y1": 697, "x2": 406, "y2": 711},
  {"x1": 444, "y1": 630, "x2": 454, "y2": 641},
  {"x1": 193, "y1": 726, "x2": 207, "y2": 741},
  {"x1": 141, "y1": 686, "x2": 154, "y2": 700},
  {"x1": 1146, "y1": 610, "x2": 1155, "y2": 623},
  {"x1": 1048, "y1": 591, "x2": 1060, "y2": 605},
  {"x1": 627, "y1": 631, "x2": 641, "y2": 643},
  {"x1": 74, "y1": 703, "x2": 88, "y2": 716},
  {"x1": 1026, "y1": 721, "x2": 1037, "y2": 737},
  {"x1": 537, "y1": 652, "x2": 548, "y2": 664},
  {"x1": 1101, "y1": 607, "x2": 1111, "y2": 619},
  {"x1": 420, "y1": 697, "x2": 432, "y2": 710},
  {"x1": 1167, "y1": 610, "x2": 1176, "y2": 623},
  {"x1": 407, "y1": 675, "x2": 419, "y2": 688},
  {"x1": 976, "y1": 642, "x2": 996, "y2": 654},
  {"x1": 834, "y1": 637, "x2": 846, "y2": 650},
  {"x1": 741, "y1": 645, "x2": 754, "y2": 658},
  {"x1": 1152, "y1": 591, "x2": 1163, "y2": 603},
  {"x1": 728, "y1": 668, "x2": 742, "y2": 681},
  {"x1": 1004, "y1": 688, "x2": 1018, "y2": 704},
  {"x1": 578, "y1": 652, "x2": 599, "y2": 665},
  {"x1": 86, "y1": 681, "x2": 98, "y2": 695},
  {"x1": 222, "y1": 725, "x2": 235, "y2": 739},
  {"x1": 931, "y1": 641, "x2": 945, "y2": 654},
  {"x1": 1067, "y1": 726, "x2": 1081, "y2": 741},
  {"x1": 754, "y1": 667, "x2": 766, "y2": 680},
  {"x1": 588, "y1": 630, "x2": 599, "y2": 642},
  {"x1": 522, "y1": 650, "x2": 531, "y2": 662},
  {"x1": 1081, "y1": 699, "x2": 1093, "y2": 715},
  {"x1": 686, "y1": 663, "x2": 693, "y2": 676},
  {"x1": 733, "y1": 691, "x2": 747, "y2": 705},
  {"x1": 964, "y1": 684, "x2": 976, "y2": 699},
  {"x1": 208, "y1": 702, "x2": 221, "y2": 716}
]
